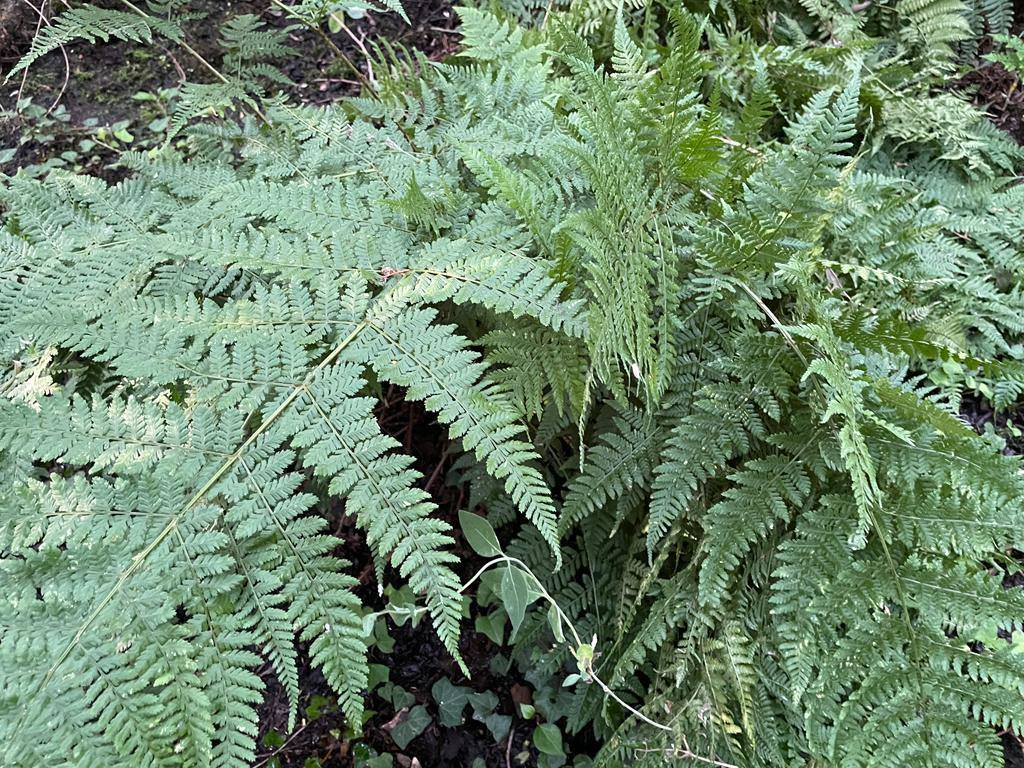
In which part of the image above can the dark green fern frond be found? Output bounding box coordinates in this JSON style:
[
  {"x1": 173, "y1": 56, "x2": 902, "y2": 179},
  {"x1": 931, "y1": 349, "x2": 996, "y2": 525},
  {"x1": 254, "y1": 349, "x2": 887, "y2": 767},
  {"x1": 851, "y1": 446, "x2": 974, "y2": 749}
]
[{"x1": 350, "y1": 304, "x2": 563, "y2": 564}]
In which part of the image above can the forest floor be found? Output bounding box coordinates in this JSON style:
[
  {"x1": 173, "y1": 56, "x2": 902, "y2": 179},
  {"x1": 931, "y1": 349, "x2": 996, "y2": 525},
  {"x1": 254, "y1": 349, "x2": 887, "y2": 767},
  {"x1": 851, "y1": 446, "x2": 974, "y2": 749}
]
[
  {"x1": 0, "y1": 0, "x2": 462, "y2": 176},
  {"x1": 4, "y1": 2, "x2": 1024, "y2": 766},
  {"x1": 253, "y1": 392, "x2": 551, "y2": 767}
]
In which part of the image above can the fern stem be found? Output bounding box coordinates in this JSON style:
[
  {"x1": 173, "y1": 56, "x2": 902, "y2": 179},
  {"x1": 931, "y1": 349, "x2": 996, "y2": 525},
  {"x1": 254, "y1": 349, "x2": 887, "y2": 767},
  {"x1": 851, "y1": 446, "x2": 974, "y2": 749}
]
[
  {"x1": 735, "y1": 280, "x2": 807, "y2": 364},
  {"x1": 113, "y1": 0, "x2": 273, "y2": 126}
]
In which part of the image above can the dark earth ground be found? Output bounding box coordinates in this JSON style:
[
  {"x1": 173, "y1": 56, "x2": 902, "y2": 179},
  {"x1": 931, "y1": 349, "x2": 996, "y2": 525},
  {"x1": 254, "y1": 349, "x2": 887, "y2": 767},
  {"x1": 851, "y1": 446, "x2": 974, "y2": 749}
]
[
  {"x1": 0, "y1": 0, "x2": 462, "y2": 175},
  {"x1": 5, "y1": 1, "x2": 1024, "y2": 765}
]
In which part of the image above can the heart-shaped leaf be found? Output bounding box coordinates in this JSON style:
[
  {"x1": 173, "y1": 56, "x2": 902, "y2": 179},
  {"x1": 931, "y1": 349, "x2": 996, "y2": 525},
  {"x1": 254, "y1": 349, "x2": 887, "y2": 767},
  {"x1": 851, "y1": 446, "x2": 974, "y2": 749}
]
[
  {"x1": 386, "y1": 705, "x2": 431, "y2": 750},
  {"x1": 431, "y1": 677, "x2": 472, "y2": 727},
  {"x1": 533, "y1": 723, "x2": 564, "y2": 756}
]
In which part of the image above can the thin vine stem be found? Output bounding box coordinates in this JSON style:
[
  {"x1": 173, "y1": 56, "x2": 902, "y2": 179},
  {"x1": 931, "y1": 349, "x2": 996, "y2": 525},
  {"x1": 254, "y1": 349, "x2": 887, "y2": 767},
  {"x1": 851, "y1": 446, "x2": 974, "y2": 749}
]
[
  {"x1": 367, "y1": 552, "x2": 737, "y2": 768},
  {"x1": 267, "y1": 0, "x2": 370, "y2": 89}
]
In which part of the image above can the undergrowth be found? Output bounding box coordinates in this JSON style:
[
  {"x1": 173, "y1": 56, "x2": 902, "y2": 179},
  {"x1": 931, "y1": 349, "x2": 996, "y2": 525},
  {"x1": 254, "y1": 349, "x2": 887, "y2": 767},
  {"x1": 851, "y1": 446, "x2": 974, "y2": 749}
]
[{"x1": 2, "y1": 1, "x2": 1024, "y2": 767}]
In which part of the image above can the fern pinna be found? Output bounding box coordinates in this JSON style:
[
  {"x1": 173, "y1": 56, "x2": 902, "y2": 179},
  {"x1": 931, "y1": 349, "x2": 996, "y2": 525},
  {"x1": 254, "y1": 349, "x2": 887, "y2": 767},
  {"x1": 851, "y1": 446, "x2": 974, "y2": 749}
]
[{"x1": 3, "y1": 2, "x2": 1024, "y2": 768}]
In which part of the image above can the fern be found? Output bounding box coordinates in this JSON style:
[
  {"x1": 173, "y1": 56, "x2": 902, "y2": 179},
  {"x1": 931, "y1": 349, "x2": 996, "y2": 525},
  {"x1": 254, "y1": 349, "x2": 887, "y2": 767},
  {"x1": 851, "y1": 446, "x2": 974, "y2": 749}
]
[
  {"x1": 0, "y1": 15, "x2": 583, "y2": 761},
  {"x1": 5, "y1": 3, "x2": 1024, "y2": 768},
  {"x1": 897, "y1": 0, "x2": 972, "y2": 60},
  {"x1": 8, "y1": 6, "x2": 182, "y2": 78}
]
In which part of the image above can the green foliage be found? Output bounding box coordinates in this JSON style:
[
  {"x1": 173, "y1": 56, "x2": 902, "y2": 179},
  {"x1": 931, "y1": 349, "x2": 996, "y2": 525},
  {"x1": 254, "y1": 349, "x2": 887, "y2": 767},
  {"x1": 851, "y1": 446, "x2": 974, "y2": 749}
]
[
  {"x1": 985, "y1": 33, "x2": 1024, "y2": 76},
  {"x1": 4, "y1": 1, "x2": 1024, "y2": 767},
  {"x1": 462, "y1": 6, "x2": 1024, "y2": 768},
  {"x1": 7, "y1": 6, "x2": 182, "y2": 78}
]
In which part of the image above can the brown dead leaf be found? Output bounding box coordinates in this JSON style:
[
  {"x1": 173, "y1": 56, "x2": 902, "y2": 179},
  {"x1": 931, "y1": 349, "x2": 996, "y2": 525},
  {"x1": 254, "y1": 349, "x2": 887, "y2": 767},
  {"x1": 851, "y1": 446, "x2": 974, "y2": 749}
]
[
  {"x1": 510, "y1": 683, "x2": 532, "y2": 706},
  {"x1": 382, "y1": 707, "x2": 409, "y2": 734}
]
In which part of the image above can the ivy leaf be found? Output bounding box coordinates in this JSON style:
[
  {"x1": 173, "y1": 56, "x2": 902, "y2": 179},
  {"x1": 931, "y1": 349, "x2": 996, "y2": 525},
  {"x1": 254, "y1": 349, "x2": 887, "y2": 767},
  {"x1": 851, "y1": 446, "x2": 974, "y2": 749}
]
[
  {"x1": 263, "y1": 730, "x2": 285, "y2": 749},
  {"x1": 386, "y1": 705, "x2": 431, "y2": 750},
  {"x1": 475, "y1": 609, "x2": 507, "y2": 645},
  {"x1": 459, "y1": 510, "x2": 502, "y2": 557},
  {"x1": 465, "y1": 690, "x2": 510, "y2": 740},
  {"x1": 380, "y1": 682, "x2": 415, "y2": 710},
  {"x1": 431, "y1": 677, "x2": 471, "y2": 727},
  {"x1": 533, "y1": 723, "x2": 564, "y2": 756},
  {"x1": 367, "y1": 663, "x2": 390, "y2": 692},
  {"x1": 489, "y1": 652, "x2": 512, "y2": 676},
  {"x1": 500, "y1": 565, "x2": 538, "y2": 639},
  {"x1": 305, "y1": 694, "x2": 336, "y2": 720},
  {"x1": 468, "y1": 689, "x2": 499, "y2": 716},
  {"x1": 481, "y1": 712, "x2": 512, "y2": 742}
]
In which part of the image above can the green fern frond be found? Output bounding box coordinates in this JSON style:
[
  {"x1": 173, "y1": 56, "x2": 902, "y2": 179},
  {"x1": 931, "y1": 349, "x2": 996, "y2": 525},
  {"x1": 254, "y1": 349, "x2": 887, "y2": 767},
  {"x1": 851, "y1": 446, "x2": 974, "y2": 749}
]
[{"x1": 8, "y1": 6, "x2": 181, "y2": 78}]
